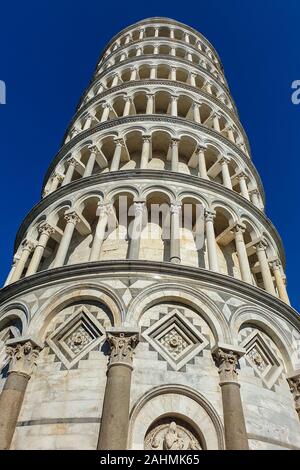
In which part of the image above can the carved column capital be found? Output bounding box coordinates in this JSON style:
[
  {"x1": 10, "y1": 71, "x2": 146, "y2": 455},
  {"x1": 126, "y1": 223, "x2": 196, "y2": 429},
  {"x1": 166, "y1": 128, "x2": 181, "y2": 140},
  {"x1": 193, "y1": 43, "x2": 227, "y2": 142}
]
[
  {"x1": 204, "y1": 209, "x2": 216, "y2": 223},
  {"x1": 133, "y1": 201, "x2": 146, "y2": 216},
  {"x1": 6, "y1": 338, "x2": 42, "y2": 378},
  {"x1": 38, "y1": 222, "x2": 55, "y2": 237},
  {"x1": 54, "y1": 172, "x2": 64, "y2": 182},
  {"x1": 195, "y1": 144, "x2": 207, "y2": 154},
  {"x1": 64, "y1": 210, "x2": 80, "y2": 225},
  {"x1": 170, "y1": 202, "x2": 182, "y2": 215},
  {"x1": 97, "y1": 202, "x2": 112, "y2": 218},
  {"x1": 234, "y1": 222, "x2": 246, "y2": 235},
  {"x1": 113, "y1": 137, "x2": 124, "y2": 147},
  {"x1": 237, "y1": 171, "x2": 248, "y2": 181},
  {"x1": 212, "y1": 344, "x2": 245, "y2": 383},
  {"x1": 170, "y1": 137, "x2": 180, "y2": 147},
  {"x1": 22, "y1": 239, "x2": 35, "y2": 252},
  {"x1": 142, "y1": 134, "x2": 151, "y2": 143},
  {"x1": 88, "y1": 144, "x2": 99, "y2": 155},
  {"x1": 218, "y1": 155, "x2": 231, "y2": 165},
  {"x1": 67, "y1": 156, "x2": 79, "y2": 167},
  {"x1": 255, "y1": 239, "x2": 268, "y2": 252},
  {"x1": 287, "y1": 372, "x2": 300, "y2": 413},
  {"x1": 106, "y1": 329, "x2": 139, "y2": 369}
]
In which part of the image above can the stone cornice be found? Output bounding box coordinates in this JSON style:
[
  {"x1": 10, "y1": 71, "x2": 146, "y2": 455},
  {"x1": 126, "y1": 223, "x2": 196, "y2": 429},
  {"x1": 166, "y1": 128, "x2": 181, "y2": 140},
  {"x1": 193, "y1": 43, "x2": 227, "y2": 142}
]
[
  {"x1": 17, "y1": 170, "x2": 280, "y2": 262},
  {"x1": 78, "y1": 55, "x2": 236, "y2": 116},
  {"x1": 43, "y1": 116, "x2": 259, "y2": 197},
  {"x1": 0, "y1": 260, "x2": 298, "y2": 329},
  {"x1": 98, "y1": 37, "x2": 224, "y2": 82},
  {"x1": 97, "y1": 17, "x2": 224, "y2": 74},
  {"x1": 66, "y1": 80, "x2": 244, "y2": 149}
]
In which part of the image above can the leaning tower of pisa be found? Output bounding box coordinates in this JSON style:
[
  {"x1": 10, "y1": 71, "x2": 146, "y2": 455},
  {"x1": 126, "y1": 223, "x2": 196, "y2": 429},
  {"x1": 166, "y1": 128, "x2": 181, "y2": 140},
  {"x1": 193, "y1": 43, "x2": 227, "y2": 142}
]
[{"x1": 0, "y1": 17, "x2": 300, "y2": 451}]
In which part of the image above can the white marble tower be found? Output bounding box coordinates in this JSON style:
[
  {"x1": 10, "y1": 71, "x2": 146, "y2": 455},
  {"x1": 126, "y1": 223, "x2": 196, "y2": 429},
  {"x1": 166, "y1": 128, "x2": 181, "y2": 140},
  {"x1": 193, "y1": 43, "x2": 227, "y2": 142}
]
[{"x1": 0, "y1": 17, "x2": 300, "y2": 450}]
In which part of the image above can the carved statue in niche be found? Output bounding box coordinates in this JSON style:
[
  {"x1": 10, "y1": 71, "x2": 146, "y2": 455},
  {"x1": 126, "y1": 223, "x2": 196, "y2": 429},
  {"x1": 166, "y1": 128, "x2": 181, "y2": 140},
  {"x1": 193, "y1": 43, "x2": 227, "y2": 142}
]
[{"x1": 144, "y1": 418, "x2": 202, "y2": 450}]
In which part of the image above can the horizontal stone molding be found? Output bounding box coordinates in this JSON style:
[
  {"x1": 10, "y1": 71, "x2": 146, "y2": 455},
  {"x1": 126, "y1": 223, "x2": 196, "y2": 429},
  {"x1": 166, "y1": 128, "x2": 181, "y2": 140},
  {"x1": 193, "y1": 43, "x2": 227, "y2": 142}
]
[
  {"x1": 43, "y1": 115, "x2": 260, "y2": 196},
  {"x1": 0, "y1": 260, "x2": 299, "y2": 330},
  {"x1": 16, "y1": 170, "x2": 280, "y2": 260}
]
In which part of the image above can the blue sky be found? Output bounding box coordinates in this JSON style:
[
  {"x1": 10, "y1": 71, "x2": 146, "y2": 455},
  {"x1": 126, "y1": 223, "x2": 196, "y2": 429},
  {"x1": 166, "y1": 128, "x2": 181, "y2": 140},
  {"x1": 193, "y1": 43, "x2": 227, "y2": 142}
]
[{"x1": 0, "y1": 1, "x2": 299, "y2": 309}]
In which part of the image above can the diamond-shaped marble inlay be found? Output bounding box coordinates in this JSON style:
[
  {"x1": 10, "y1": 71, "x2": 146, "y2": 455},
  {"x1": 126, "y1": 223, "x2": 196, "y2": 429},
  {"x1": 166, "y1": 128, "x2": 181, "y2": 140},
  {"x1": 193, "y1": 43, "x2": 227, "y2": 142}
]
[
  {"x1": 240, "y1": 330, "x2": 283, "y2": 389},
  {"x1": 46, "y1": 306, "x2": 106, "y2": 369},
  {"x1": 142, "y1": 308, "x2": 209, "y2": 371}
]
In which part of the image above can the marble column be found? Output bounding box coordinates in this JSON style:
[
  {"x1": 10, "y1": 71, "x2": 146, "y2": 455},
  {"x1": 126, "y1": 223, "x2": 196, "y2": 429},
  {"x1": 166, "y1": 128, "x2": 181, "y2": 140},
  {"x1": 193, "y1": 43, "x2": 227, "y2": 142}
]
[
  {"x1": 146, "y1": 93, "x2": 154, "y2": 114},
  {"x1": 26, "y1": 223, "x2": 55, "y2": 276},
  {"x1": 111, "y1": 73, "x2": 119, "y2": 88},
  {"x1": 101, "y1": 103, "x2": 111, "y2": 122},
  {"x1": 196, "y1": 145, "x2": 208, "y2": 179},
  {"x1": 170, "y1": 67, "x2": 177, "y2": 81},
  {"x1": 49, "y1": 172, "x2": 64, "y2": 193},
  {"x1": 234, "y1": 223, "x2": 253, "y2": 284},
  {"x1": 212, "y1": 345, "x2": 249, "y2": 450},
  {"x1": 193, "y1": 102, "x2": 201, "y2": 123},
  {"x1": 128, "y1": 201, "x2": 145, "y2": 259},
  {"x1": 189, "y1": 72, "x2": 196, "y2": 87},
  {"x1": 130, "y1": 67, "x2": 137, "y2": 81},
  {"x1": 226, "y1": 124, "x2": 235, "y2": 143},
  {"x1": 170, "y1": 203, "x2": 181, "y2": 264},
  {"x1": 4, "y1": 255, "x2": 20, "y2": 286},
  {"x1": 97, "y1": 329, "x2": 139, "y2": 450},
  {"x1": 10, "y1": 240, "x2": 35, "y2": 283},
  {"x1": 89, "y1": 204, "x2": 111, "y2": 262},
  {"x1": 136, "y1": 47, "x2": 142, "y2": 57},
  {"x1": 83, "y1": 113, "x2": 93, "y2": 130},
  {"x1": 170, "y1": 138, "x2": 179, "y2": 172},
  {"x1": 170, "y1": 95, "x2": 178, "y2": 116},
  {"x1": 0, "y1": 339, "x2": 42, "y2": 450},
  {"x1": 255, "y1": 241, "x2": 276, "y2": 295},
  {"x1": 140, "y1": 135, "x2": 151, "y2": 169},
  {"x1": 271, "y1": 259, "x2": 290, "y2": 305},
  {"x1": 212, "y1": 112, "x2": 221, "y2": 132},
  {"x1": 110, "y1": 139, "x2": 123, "y2": 171},
  {"x1": 123, "y1": 97, "x2": 132, "y2": 117},
  {"x1": 62, "y1": 157, "x2": 79, "y2": 186},
  {"x1": 238, "y1": 172, "x2": 250, "y2": 200},
  {"x1": 186, "y1": 52, "x2": 193, "y2": 62},
  {"x1": 205, "y1": 210, "x2": 219, "y2": 272},
  {"x1": 83, "y1": 145, "x2": 98, "y2": 178},
  {"x1": 205, "y1": 80, "x2": 212, "y2": 94},
  {"x1": 150, "y1": 66, "x2": 156, "y2": 79},
  {"x1": 249, "y1": 189, "x2": 260, "y2": 209},
  {"x1": 53, "y1": 211, "x2": 79, "y2": 268},
  {"x1": 219, "y1": 156, "x2": 232, "y2": 189},
  {"x1": 287, "y1": 372, "x2": 300, "y2": 420}
]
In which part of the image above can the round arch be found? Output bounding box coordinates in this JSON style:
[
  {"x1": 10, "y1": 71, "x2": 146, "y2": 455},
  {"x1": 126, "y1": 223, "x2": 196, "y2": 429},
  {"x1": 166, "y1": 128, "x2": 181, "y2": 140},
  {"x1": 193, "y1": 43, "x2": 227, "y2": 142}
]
[
  {"x1": 128, "y1": 384, "x2": 224, "y2": 449},
  {"x1": 27, "y1": 283, "x2": 124, "y2": 341}
]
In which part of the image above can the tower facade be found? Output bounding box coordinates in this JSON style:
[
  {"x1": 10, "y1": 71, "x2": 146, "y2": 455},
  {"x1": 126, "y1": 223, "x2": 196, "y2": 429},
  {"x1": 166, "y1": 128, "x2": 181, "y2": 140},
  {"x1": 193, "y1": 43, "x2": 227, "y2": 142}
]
[{"x1": 0, "y1": 17, "x2": 300, "y2": 450}]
